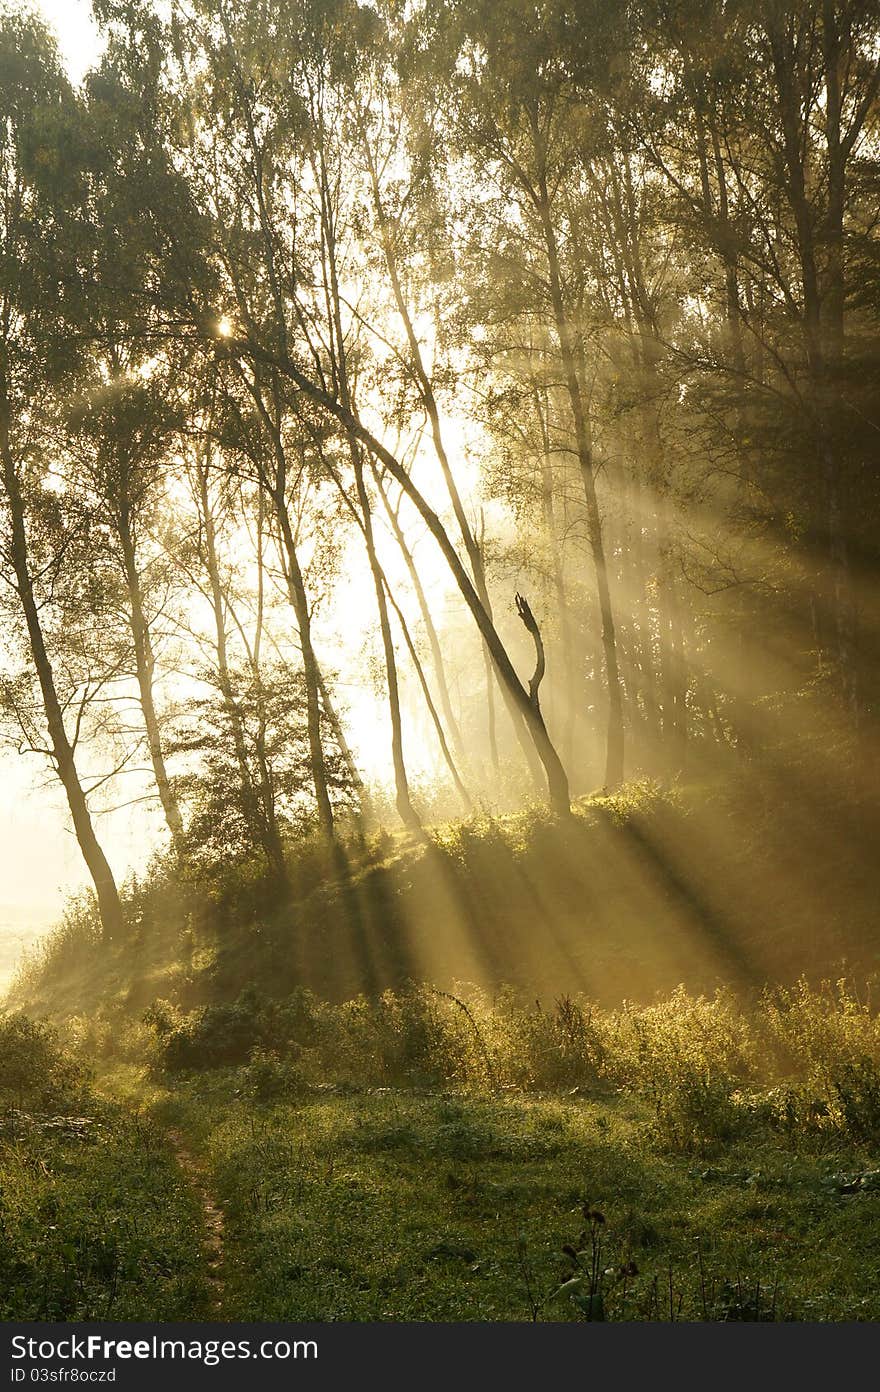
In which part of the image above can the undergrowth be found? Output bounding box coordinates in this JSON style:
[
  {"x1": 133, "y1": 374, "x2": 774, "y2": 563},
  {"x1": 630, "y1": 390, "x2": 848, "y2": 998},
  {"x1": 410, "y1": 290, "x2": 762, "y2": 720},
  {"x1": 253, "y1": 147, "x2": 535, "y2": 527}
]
[
  {"x1": 113, "y1": 976, "x2": 880, "y2": 1155},
  {"x1": 0, "y1": 1013, "x2": 210, "y2": 1319}
]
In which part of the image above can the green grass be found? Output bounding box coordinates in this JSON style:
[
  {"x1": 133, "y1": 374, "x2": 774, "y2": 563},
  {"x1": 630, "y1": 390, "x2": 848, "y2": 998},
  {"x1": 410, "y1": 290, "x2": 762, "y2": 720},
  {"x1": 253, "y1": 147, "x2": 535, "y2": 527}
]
[
  {"x1": 0, "y1": 1099, "x2": 211, "y2": 1320},
  {"x1": 145, "y1": 1079, "x2": 880, "y2": 1322},
  {"x1": 7, "y1": 781, "x2": 880, "y2": 1323},
  {"x1": 5, "y1": 979, "x2": 880, "y2": 1322}
]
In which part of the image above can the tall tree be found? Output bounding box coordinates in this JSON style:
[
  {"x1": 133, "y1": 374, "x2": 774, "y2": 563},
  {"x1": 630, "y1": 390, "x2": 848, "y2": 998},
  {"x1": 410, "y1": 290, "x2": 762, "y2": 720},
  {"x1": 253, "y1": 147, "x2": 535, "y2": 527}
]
[{"x1": 0, "y1": 12, "x2": 124, "y2": 938}]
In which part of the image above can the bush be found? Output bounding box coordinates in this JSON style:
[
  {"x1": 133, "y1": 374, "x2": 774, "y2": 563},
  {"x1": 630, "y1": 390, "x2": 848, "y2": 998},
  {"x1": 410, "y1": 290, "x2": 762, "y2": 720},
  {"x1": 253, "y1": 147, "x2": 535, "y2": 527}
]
[
  {"x1": 309, "y1": 986, "x2": 474, "y2": 1088},
  {"x1": 0, "y1": 1013, "x2": 90, "y2": 1111},
  {"x1": 11, "y1": 896, "x2": 102, "y2": 996},
  {"x1": 156, "y1": 987, "x2": 318, "y2": 1072},
  {"x1": 238, "y1": 1049, "x2": 310, "y2": 1102},
  {"x1": 594, "y1": 988, "x2": 756, "y2": 1153},
  {"x1": 651, "y1": 1070, "x2": 742, "y2": 1153},
  {"x1": 761, "y1": 978, "x2": 880, "y2": 1067},
  {"x1": 827, "y1": 1058, "x2": 880, "y2": 1142},
  {"x1": 481, "y1": 990, "x2": 605, "y2": 1091},
  {"x1": 141, "y1": 976, "x2": 880, "y2": 1149}
]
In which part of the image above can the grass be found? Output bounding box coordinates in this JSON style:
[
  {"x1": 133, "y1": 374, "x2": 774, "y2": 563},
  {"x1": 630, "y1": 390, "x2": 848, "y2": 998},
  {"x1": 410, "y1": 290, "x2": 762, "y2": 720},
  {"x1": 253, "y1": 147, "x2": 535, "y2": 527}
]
[
  {"x1": 0, "y1": 1100, "x2": 209, "y2": 1320},
  {"x1": 5, "y1": 781, "x2": 880, "y2": 1322},
  {"x1": 5, "y1": 975, "x2": 880, "y2": 1322},
  {"x1": 139, "y1": 1078, "x2": 880, "y2": 1322}
]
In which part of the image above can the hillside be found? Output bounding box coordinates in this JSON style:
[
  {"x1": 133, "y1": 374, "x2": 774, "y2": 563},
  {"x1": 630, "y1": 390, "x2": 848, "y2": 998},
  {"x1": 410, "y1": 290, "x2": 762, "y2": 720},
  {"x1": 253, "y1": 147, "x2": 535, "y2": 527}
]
[
  {"x1": 11, "y1": 782, "x2": 880, "y2": 1031},
  {"x1": 3, "y1": 784, "x2": 880, "y2": 1323}
]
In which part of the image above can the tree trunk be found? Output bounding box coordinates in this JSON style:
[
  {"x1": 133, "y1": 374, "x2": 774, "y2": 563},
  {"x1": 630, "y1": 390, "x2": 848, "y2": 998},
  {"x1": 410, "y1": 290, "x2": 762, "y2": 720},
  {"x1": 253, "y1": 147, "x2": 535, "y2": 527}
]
[
  {"x1": 274, "y1": 497, "x2": 337, "y2": 838},
  {"x1": 193, "y1": 457, "x2": 288, "y2": 885},
  {"x1": 362, "y1": 127, "x2": 545, "y2": 791},
  {"x1": 240, "y1": 370, "x2": 337, "y2": 839},
  {"x1": 384, "y1": 572, "x2": 474, "y2": 814},
  {"x1": 534, "y1": 171, "x2": 624, "y2": 789},
  {"x1": 628, "y1": 467, "x2": 661, "y2": 746},
  {"x1": 533, "y1": 377, "x2": 578, "y2": 771},
  {"x1": 373, "y1": 466, "x2": 467, "y2": 763},
  {"x1": 316, "y1": 669, "x2": 372, "y2": 822},
  {"x1": 221, "y1": 336, "x2": 572, "y2": 815},
  {"x1": 352, "y1": 451, "x2": 422, "y2": 832},
  {"x1": 118, "y1": 522, "x2": 185, "y2": 850},
  {"x1": 766, "y1": 15, "x2": 857, "y2": 715},
  {"x1": 317, "y1": 162, "x2": 421, "y2": 834},
  {"x1": 0, "y1": 407, "x2": 123, "y2": 940}
]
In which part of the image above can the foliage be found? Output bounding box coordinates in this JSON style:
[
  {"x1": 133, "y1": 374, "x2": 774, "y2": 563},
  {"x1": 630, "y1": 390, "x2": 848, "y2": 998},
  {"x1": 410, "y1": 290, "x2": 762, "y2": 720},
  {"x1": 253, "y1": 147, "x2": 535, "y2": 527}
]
[
  {"x1": 0, "y1": 1011, "x2": 89, "y2": 1110},
  {"x1": 135, "y1": 972, "x2": 880, "y2": 1154},
  {"x1": 0, "y1": 1103, "x2": 208, "y2": 1319},
  {"x1": 154, "y1": 987, "x2": 317, "y2": 1072},
  {"x1": 149, "y1": 1082, "x2": 880, "y2": 1320}
]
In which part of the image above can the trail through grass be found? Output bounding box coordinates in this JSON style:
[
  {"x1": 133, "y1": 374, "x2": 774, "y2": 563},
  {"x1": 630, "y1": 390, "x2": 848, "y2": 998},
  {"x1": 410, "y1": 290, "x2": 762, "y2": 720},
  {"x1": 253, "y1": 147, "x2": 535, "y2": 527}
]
[
  {"x1": 0, "y1": 1100, "x2": 211, "y2": 1320},
  {"x1": 139, "y1": 1079, "x2": 880, "y2": 1322},
  {"x1": 165, "y1": 1126, "x2": 227, "y2": 1317}
]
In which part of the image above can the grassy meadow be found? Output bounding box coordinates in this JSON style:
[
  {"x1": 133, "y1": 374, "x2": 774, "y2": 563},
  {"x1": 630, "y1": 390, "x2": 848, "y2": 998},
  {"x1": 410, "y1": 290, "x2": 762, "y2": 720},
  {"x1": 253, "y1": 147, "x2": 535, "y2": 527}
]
[{"x1": 4, "y1": 788, "x2": 880, "y2": 1323}]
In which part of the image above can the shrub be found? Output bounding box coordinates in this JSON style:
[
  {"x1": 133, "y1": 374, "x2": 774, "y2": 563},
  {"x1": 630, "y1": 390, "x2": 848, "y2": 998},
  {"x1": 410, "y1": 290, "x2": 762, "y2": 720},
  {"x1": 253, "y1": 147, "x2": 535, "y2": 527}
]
[
  {"x1": 757, "y1": 978, "x2": 880, "y2": 1137},
  {"x1": 309, "y1": 985, "x2": 473, "y2": 1088},
  {"x1": 760, "y1": 978, "x2": 880, "y2": 1083},
  {"x1": 141, "y1": 975, "x2": 880, "y2": 1149},
  {"x1": 155, "y1": 987, "x2": 318, "y2": 1072},
  {"x1": 827, "y1": 1058, "x2": 880, "y2": 1142},
  {"x1": 651, "y1": 1070, "x2": 742, "y2": 1154},
  {"x1": 481, "y1": 990, "x2": 605, "y2": 1091},
  {"x1": 599, "y1": 988, "x2": 756, "y2": 1153},
  {"x1": 238, "y1": 1049, "x2": 310, "y2": 1103},
  {"x1": 0, "y1": 1013, "x2": 90, "y2": 1111},
  {"x1": 11, "y1": 896, "x2": 102, "y2": 996}
]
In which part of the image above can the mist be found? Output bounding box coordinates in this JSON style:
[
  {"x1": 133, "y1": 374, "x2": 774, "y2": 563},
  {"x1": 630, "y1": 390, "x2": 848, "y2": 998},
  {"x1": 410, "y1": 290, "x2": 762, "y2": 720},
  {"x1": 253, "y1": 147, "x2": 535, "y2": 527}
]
[{"x1": 1, "y1": 0, "x2": 880, "y2": 1332}]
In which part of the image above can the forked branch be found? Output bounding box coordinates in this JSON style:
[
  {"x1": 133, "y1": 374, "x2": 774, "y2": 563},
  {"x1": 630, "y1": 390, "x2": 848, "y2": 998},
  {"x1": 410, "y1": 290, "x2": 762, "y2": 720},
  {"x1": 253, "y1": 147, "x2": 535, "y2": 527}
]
[{"x1": 515, "y1": 592, "x2": 545, "y2": 712}]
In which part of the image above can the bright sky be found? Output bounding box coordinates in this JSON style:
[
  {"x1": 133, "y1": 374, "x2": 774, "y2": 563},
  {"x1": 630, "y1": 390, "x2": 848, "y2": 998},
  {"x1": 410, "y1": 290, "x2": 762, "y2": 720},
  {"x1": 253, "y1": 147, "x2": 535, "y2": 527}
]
[{"x1": 36, "y1": 0, "x2": 103, "y2": 83}]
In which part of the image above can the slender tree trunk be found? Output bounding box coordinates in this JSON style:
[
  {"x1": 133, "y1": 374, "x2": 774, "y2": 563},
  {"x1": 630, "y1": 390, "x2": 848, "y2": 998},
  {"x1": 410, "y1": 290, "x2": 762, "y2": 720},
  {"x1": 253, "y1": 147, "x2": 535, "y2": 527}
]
[
  {"x1": 532, "y1": 160, "x2": 624, "y2": 788},
  {"x1": 0, "y1": 408, "x2": 123, "y2": 940},
  {"x1": 482, "y1": 631, "x2": 500, "y2": 773},
  {"x1": 526, "y1": 134, "x2": 621, "y2": 790},
  {"x1": 239, "y1": 370, "x2": 336, "y2": 839},
  {"x1": 475, "y1": 511, "x2": 501, "y2": 774},
  {"x1": 247, "y1": 486, "x2": 289, "y2": 879},
  {"x1": 362, "y1": 128, "x2": 545, "y2": 790},
  {"x1": 659, "y1": 542, "x2": 687, "y2": 775},
  {"x1": 373, "y1": 466, "x2": 467, "y2": 762},
  {"x1": 316, "y1": 669, "x2": 371, "y2": 821},
  {"x1": 819, "y1": 0, "x2": 858, "y2": 723},
  {"x1": 533, "y1": 379, "x2": 578, "y2": 771},
  {"x1": 118, "y1": 523, "x2": 184, "y2": 850},
  {"x1": 317, "y1": 163, "x2": 421, "y2": 833},
  {"x1": 193, "y1": 459, "x2": 288, "y2": 885},
  {"x1": 353, "y1": 451, "x2": 422, "y2": 832},
  {"x1": 224, "y1": 337, "x2": 572, "y2": 815},
  {"x1": 274, "y1": 496, "x2": 337, "y2": 838},
  {"x1": 383, "y1": 573, "x2": 474, "y2": 814},
  {"x1": 225, "y1": 85, "x2": 338, "y2": 836},
  {"x1": 767, "y1": 18, "x2": 857, "y2": 716},
  {"x1": 629, "y1": 468, "x2": 660, "y2": 745}
]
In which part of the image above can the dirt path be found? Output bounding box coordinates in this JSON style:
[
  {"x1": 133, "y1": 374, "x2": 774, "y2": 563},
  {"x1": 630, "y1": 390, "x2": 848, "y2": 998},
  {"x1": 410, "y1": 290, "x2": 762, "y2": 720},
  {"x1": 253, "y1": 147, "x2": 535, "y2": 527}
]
[{"x1": 166, "y1": 1128, "x2": 227, "y2": 1318}]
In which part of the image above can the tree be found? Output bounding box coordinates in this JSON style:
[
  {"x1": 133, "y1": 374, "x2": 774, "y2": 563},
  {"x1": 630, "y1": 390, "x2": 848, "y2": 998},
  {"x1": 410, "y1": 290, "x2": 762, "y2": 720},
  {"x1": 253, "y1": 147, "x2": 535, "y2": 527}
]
[{"x1": 0, "y1": 11, "x2": 124, "y2": 939}]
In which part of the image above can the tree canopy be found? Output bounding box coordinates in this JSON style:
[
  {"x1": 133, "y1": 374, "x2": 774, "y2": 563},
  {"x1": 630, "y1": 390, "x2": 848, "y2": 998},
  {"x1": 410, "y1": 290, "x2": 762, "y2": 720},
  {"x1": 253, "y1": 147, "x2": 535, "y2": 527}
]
[{"x1": 0, "y1": 0, "x2": 877, "y2": 936}]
